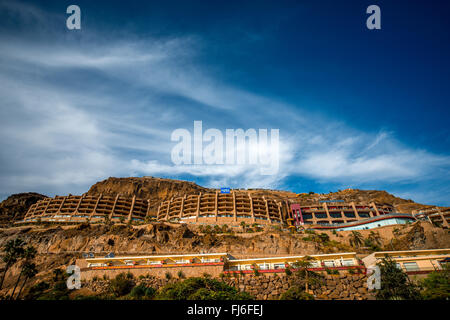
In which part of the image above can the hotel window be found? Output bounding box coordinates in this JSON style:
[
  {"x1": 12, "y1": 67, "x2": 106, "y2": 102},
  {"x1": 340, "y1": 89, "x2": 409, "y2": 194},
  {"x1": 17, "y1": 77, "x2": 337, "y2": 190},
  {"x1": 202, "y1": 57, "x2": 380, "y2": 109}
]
[
  {"x1": 175, "y1": 259, "x2": 189, "y2": 264},
  {"x1": 309, "y1": 261, "x2": 320, "y2": 268},
  {"x1": 342, "y1": 259, "x2": 355, "y2": 266},
  {"x1": 273, "y1": 263, "x2": 285, "y2": 269},
  {"x1": 330, "y1": 213, "x2": 342, "y2": 218},
  {"x1": 258, "y1": 263, "x2": 269, "y2": 270},
  {"x1": 395, "y1": 263, "x2": 402, "y2": 269},
  {"x1": 324, "y1": 261, "x2": 335, "y2": 267},
  {"x1": 403, "y1": 262, "x2": 420, "y2": 271},
  {"x1": 358, "y1": 212, "x2": 370, "y2": 218},
  {"x1": 344, "y1": 212, "x2": 355, "y2": 218}
]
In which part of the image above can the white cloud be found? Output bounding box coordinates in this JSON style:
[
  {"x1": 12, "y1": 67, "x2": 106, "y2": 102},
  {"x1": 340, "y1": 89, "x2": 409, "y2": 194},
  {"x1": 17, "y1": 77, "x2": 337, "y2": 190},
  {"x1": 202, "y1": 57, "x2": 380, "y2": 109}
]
[{"x1": 0, "y1": 1, "x2": 449, "y2": 205}]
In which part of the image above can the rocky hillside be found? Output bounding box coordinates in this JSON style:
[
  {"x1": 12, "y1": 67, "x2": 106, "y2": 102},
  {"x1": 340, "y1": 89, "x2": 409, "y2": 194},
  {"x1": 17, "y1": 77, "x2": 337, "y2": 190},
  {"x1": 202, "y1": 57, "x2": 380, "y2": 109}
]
[
  {"x1": 0, "y1": 193, "x2": 47, "y2": 225},
  {"x1": 1, "y1": 220, "x2": 448, "y2": 295}
]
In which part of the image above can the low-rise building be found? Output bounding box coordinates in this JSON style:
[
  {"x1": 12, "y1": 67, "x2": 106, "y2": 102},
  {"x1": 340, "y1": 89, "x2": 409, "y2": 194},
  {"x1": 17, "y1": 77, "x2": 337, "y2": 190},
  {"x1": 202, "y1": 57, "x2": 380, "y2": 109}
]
[
  {"x1": 225, "y1": 252, "x2": 362, "y2": 274},
  {"x1": 362, "y1": 248, "x2": 450, "y2": 275},
  {"x1": 83, "y1": 252, "x2": 228, "y2": 268},
  {"x1": 77, "y1": 252, "x2": 230, "y2": 280},
  {"x1": 77, "y1": 251, "x2": 364, "y2": 280}
]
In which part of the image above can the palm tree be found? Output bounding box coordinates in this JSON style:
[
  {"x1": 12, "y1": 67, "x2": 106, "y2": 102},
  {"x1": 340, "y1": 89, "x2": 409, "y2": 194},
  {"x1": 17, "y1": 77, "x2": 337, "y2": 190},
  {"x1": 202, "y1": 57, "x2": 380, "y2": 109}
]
[
  {"x1": 0, "y1": 238, "x2": 25, "y2": 290},
  {"x1": 10, "y1": 245, "x2": 37, "y2": 299},
  {"x1": 368, "y1": 231, "x2": 382, "y2": 246},
  {"x1": 240, "y1": 221, "x2": 247, "y2": 232},
  {"x1": 349, "y1": 231, "x2": 364, "y2": 248},
  {"x1": 15, "y1": 263, "x2": 38, "y2": 300},
  {"x1": 292, "y1": 256, "x2": 315, "y2": 293}
]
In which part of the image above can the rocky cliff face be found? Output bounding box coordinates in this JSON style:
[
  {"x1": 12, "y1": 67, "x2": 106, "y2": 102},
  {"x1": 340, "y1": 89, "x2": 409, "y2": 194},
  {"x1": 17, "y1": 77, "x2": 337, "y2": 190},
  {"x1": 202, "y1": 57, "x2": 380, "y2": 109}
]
[
  {"x1": 0, "y1": 223, "x2": 317, "y2": 292},
  {"x1": 1, "y1": 220, "x2": 448, "y2": 295},
  {"x1": 0, "y1": 193, "x2": 47, "y2": 225},
  {"x1": 0, "y1": 223, "x2": 317, "y2": 259}
]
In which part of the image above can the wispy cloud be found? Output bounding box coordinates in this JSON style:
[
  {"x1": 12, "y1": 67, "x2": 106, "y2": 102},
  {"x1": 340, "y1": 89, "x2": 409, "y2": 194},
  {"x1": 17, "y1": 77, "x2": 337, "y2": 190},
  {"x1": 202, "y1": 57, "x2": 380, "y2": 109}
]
[{"x1": 0, "y1": 1, "x2": 449, "y2": 205}]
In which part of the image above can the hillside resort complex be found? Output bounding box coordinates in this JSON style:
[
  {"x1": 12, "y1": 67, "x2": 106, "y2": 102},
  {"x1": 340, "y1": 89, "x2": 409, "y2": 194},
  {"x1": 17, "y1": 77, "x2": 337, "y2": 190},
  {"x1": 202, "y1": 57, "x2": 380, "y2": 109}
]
[
  {"x1": 78, "y1": 248, "x2": 450, "y2": 281},
  {"x1": 20, "y1": 190, "x2": 430, "y2": 231}
]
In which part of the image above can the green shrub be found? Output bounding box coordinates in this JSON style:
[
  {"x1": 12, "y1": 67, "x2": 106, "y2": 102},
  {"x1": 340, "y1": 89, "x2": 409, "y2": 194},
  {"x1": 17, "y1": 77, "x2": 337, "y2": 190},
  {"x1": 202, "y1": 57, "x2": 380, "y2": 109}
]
[
  {"x1": 280, "y1": 286, "x2": 315, "y2": 300},
  {"x1": 35, "y1": 280, "x2": 70, "y2": 300},
  {"x1": 318, "y1": 233, "x2": 330, "y2": 243},
  {"x1": 24, "y1": 281, "x2": 50, "y2": 300},
  {"x1": 129, "y1": 284, "x2": 156, "y2": 299},
  {"x1": 144, "y1": 286, "x2": 157, "y2": 298},
  {"x1": 109, "y1": 273, "x2": 135, "y2": 297},
  {"x1": 420, "y1": 264, "x2": 450, "y2": 300},
  {"x1": 155, "y1": 277, "x2": 253, "y2": 300},
  {"x1": 325, "y1": 268, "x2": 339, "y2": 275},
  {"x1": 177, "y1": 270, "x2": 185, "y2": 279},
  {"x1": 75, "y1": 295, "x2": 102, "y2": 300},
  {"x1": 376, "y1": 256, "x2": 422, "y2": 300},
  {"x1": 285, "y1": 267, "x2": 292, "y2": 276}
]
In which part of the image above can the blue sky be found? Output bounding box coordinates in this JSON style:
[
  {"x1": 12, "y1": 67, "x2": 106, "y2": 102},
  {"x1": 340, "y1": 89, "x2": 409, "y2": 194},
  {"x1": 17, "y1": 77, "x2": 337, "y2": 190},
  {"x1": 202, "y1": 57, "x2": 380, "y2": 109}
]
[{"x1": 0, "y1": 0, "x2": 449, "y2": 205}]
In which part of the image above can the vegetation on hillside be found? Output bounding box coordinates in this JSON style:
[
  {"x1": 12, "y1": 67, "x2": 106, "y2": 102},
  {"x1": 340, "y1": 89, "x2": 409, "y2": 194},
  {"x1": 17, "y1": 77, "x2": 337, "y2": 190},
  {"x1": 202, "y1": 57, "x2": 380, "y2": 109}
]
[
  {"x1": 374, "y1": 256, "x2": 450, "y2": 300},
  {"x1": 155, "y1": 277, "x2": 253, "y2": 300}
]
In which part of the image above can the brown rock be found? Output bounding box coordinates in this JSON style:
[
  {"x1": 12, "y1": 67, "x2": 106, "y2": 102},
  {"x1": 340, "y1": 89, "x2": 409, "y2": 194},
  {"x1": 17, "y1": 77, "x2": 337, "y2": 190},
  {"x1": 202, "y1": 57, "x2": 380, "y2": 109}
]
[{"x1": 357, "y1": 287, "x2": 367, "y2": 294}]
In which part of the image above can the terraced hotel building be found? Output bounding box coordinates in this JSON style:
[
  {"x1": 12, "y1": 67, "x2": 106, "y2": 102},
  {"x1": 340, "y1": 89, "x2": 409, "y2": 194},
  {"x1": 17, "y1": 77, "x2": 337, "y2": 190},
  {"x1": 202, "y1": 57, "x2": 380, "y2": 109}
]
[
  {"x1": 156, "y1": 191, "x2": 286, "y2": 225},
  {"x1": 22, "y1": 191, "x2": 417, "y2": 231},
  {"x1": 412, "y1": 207, "x2": 450, "y2": 228},
  {"x1": 290, "y1": 202, "x2": 396, "y2": 225},
  {"x1": 23, "y1": 194, "x2": 150, "y2": 223}
]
